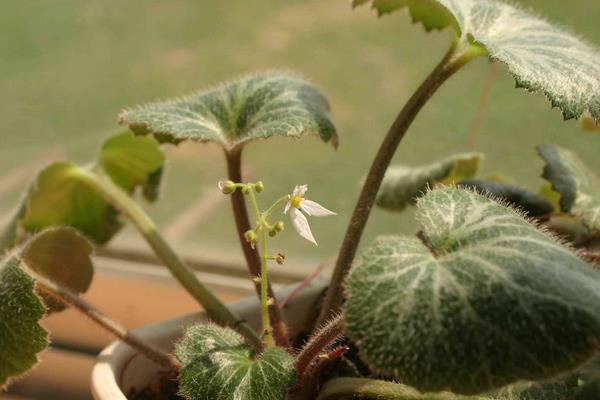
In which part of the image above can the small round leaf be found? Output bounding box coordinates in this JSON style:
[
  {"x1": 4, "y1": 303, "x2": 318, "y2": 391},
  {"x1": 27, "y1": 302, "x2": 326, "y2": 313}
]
[
  {"x1": 22, "y1": 228, "x2": 94, "y2": 312},
  {"x1": 0, "y1": 257, "x2": 48, "y2": 388},
  {"x1": 176, "y1": 324, "x2": 295, "y2": 400}
]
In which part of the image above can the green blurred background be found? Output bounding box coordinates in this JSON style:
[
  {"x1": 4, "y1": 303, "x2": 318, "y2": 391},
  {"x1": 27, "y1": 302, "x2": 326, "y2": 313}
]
[{"x1": 1, "y1": 0, "x2": 599, "y2": 267}]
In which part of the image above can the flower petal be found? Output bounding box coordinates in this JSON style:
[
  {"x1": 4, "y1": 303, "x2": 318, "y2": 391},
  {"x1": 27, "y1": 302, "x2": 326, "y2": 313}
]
[
  {"x1": 284, "y1": 200, "x2": 291, "y2": 214},
  {"x1": 296, "y1": 184, "x2": 308, "y2": 197},
  {"x1": 300, "y1": 200, "x2": 337, "y2": 217},
  {"x1": 290, "y1": 208, "x2": 317, "y2": 246}
]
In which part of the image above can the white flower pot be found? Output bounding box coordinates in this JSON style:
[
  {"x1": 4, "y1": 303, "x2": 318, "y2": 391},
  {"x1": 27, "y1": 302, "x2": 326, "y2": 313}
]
[{"x1": 91, "y1": 279, "x2": 328, "y2": 400}]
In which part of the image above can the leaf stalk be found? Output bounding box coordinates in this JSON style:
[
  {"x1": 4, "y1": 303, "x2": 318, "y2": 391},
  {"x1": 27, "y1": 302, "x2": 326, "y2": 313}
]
[
  {"x1": 73, "y1": 169, "x2": 262, "y2": 350},
  {"x1": 317, "y1": 43, "x2": 483, "y2": 325},
  {"x1": 33, "y1": 273, "x2": 181, "y2": 371}
]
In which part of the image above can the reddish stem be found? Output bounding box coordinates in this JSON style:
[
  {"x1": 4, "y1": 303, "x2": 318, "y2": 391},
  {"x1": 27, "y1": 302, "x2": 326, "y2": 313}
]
[
  {"x1": 225, "y1": 148, "x2": 290, "y2": 348},
  {"x1": 294, "y1": 314, "x2": 344, "y2": 381},
  {"x1": 468, "y1": 62, "x2": 498, "y2": 151},
  {"x1": 36, "y1": 277, "x2": 180, "y2": 371}
]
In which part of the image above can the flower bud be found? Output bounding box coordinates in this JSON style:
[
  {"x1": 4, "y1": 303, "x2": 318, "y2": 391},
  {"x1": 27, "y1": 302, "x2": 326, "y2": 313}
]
[
  {"x1": 241, "y1": 185, "x2": 251, "y2": 195},
  {"x1": 217, "y1": 180, "x2": 236, "y2": 194},
  {"x1": 244, "y1": 230, "x2": 258, "y2": 245},
  {"x1": 274, "y1": 221, "x2": 284, "y2": 232},
  {"x1": 255, "y1": 181, "x2": 264, "y2": 193}
]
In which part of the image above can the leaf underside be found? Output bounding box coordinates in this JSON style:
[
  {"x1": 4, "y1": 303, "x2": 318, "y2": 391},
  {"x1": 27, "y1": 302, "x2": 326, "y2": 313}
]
[
  {"x1": 175, "y1": 324, "x2": 295, "y2": 400},
  {"x1": 1, "y1": 132, "x2": 164, "y2": 248},
  {"x1": 345, "y1": 187, "x2": 600, "y2": 395},
  {"x1": 21, "y1": 228, "x2": 94, "y2": 312},
  {"x1": 538, "y1": 145, "x2": 600, "y2": 231},
  {"x1": 457, "y1": 179, "x2": 554, "y2": 217},
  {"x1": 120, "y1": 73, "x2": 338, "y2": 149},
  {"x1": 353, "y1": 0, "x2": 600, "y2": 123},
  {"x1": 376, "y1": 152, "x2": 482, "y2": 211}
]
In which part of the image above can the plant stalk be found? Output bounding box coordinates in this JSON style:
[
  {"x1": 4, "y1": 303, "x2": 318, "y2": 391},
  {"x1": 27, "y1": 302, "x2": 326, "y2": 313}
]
[
  {"x1": 75, "y1": 169, "x2": 262, "y2": 350},
  {"x1": 294, "y1": 314, "x2": 344, "y2": 382},
  {"x1": 316, "y1": 378, "x2": 489, "y2": 400},
  {"x1": 34, "y1": 273, "x2": 180, "y2": 371},
  {"x1": 247, "y1": 188, "x2": 275, "y2": 348},
  {"x1": 317, "y1": 43, "x2": 482, "y2": 325},
  {"x1": 225, "y1": 148, "x2": 290, "y2": 348}
]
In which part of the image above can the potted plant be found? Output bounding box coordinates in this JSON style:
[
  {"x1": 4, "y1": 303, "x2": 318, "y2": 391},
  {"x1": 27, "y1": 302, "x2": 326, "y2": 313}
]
[{"x1": 3, "y1": 0, "x2": 600, "y2": 399}]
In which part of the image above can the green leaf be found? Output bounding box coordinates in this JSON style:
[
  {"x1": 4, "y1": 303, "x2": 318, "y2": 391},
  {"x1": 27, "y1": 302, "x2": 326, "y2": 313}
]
[
  {"x1": 176, "y1": 324, "x2": 295, "y2": 400},
  {"x1": 0, "y1": 227, "x2": 95, "y2": 387},
  {"x1": 538, "y1": 145, "x2": 600, "y2": 231},
  {"x1": 345, "y1": 187, "x2": 600, "y2": 395},
  {"x1": 354, "y1": 0, "x2": 600, "y2": 123},
  {"x1": 19, "y1": 162, "x2": 121, "y2": 244},
  {"x1": 457, "y1": 179, "x2": 555, "y2": 217},
  {"x1": 120, "y1": 73, "x2": 338, "y2": 150},
  {"x1": 376, "y1": 152, "x2": 482, "y2": 211},
  {"x1": 21, "y1": 228, "x2": 94, "y2": 312},
  {"x1": 98, "y1": 131, "x2": 165, "y2": 201},
  {"x1": 0, "y1": 257, "x2": 48, "y2": 388},
  {"x1": 2, "y1": 132, "x2": 164, "y2": 247}
]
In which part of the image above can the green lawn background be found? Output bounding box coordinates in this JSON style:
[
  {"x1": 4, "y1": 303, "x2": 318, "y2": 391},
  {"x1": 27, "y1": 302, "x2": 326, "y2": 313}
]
[{"x1": 1, "y1": 0, "x2": 599, "y2": 268}]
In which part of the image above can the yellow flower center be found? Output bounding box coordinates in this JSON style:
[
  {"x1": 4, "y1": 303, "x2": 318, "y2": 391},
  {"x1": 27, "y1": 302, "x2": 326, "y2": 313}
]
[{"x1": 291, "y1": 195, "x2": 303, "y2": 208}]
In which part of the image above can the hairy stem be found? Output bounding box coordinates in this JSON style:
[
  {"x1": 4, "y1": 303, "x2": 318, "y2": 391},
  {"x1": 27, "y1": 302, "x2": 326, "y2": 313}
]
[
  {"x1": 317, "y1": 43, "x2": 483, "y2": 325},
  {"x1": 34, "y1": 273, "x2": 180, "y2": 371},
  {"x1": 247, "y1": 189, "x2": 275, "y2": 348},
  {"x1": 225, "y1": 148, "x2": 290, "y2": 348},
  {"x1": 75, "y1": 169, "x2": 262, "y2": 350},
  {"x1": 295, "y1": 314, "x2": 344, "y2": 382},
  {"x1": 316, "y1": 378, "x2": 489, "y2": 400}
]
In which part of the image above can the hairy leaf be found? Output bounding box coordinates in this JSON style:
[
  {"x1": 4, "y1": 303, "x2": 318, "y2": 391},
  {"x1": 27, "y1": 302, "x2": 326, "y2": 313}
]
[
  {"x1": 354, "y1": 0, "x2": 600, "y2": 122},
  {"x1": 0, "y1": 257, "x2": 48, "y2": 388},
  {"x1": 0, "y1": 228, "x2": 95, "y2": 387},
  {"x1": 345, "y1": 187, "x2": 600, "y2": 394},
  {"x1": 120, "y1": 73, "x2": 338, "y2": 150},
  {"x1": 21, "y1": 228, "x2": 93, "y2": 312},
  {"x1": 176, "y1": 324, "x2": 295, "y2": 400},
  {"x1": 376, "y1": 152, "x2": 481, "y2": 211},
  {"x1": 457, "y1": 179, "x2": 554, "y2": 217},
  {"x1": 1, "y1": 132, "x2": 164, "y2": 247},
  {"x1": 538, "y1": 145, "x2": 600, "y2": 231}
]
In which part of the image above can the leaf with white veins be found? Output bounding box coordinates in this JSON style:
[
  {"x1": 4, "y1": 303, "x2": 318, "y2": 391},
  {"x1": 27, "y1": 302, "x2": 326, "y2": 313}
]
[
  {"x1": 376, "y1": 152, "x2": 482, "y2": 211},
  {"x1": 120, "y1": 73, "x2": 338, "y2": 150},
  {"x1": 176, "y1": 324, "x2": 295, "y2": 400},
  {"x1": 346, "y1": 187, "x2": 600, "y2": 394},
  {"x1": 538, "y1": 145, "x2": 600, "y2": 231},
  {"x1": 354, "y1": 0, "x2": 600, "y2": 122}
]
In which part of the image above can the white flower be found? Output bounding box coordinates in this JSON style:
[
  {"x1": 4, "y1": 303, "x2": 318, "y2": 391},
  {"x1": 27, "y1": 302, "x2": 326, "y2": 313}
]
[{"x1": 284, "y1": 185, "x2": 336, "y2": 246}]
